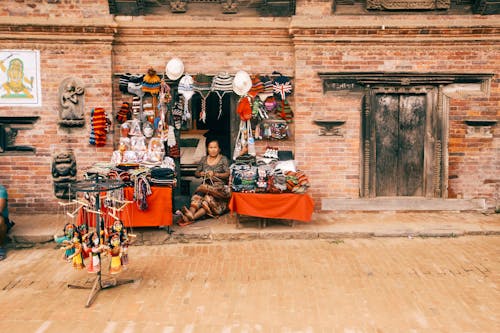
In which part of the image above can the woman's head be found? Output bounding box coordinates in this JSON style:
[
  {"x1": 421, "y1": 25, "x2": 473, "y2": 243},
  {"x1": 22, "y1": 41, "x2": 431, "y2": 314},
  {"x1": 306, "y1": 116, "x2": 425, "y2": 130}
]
[{"x1": 206, "y1": 139, "x2": 221, "y2": 157}]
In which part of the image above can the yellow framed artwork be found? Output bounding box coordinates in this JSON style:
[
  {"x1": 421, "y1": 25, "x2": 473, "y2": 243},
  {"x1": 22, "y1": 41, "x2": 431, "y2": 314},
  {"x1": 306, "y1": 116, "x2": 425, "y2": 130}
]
[{"x1": 0, "y1": 50, "x2": 42, "y2": 107}]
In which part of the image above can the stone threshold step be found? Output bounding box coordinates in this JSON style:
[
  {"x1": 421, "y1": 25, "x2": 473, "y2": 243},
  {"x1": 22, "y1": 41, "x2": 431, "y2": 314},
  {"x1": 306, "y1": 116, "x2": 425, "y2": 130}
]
[{"x1": 322, "y1": 198, "x2": 486, "y2": 211}]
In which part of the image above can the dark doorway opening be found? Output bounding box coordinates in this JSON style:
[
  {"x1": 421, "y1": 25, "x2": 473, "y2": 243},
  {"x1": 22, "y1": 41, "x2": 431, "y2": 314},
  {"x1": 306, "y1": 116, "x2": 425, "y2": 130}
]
[{"x1": 190, "y1": 92, "x2": 232, "y2": 160}]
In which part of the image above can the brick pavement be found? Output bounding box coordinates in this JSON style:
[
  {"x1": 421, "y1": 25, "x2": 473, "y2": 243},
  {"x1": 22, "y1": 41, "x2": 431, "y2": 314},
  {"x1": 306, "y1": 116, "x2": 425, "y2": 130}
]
[{"x1": 0, "y1": 237, "x2": 498, "y2": 332}]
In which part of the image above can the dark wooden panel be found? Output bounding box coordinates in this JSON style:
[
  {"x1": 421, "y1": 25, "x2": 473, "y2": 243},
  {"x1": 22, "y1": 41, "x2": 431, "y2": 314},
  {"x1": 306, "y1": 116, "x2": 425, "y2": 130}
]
[
  {"x1": 398, "y1": 95, "x2": 426, "y2": 196},
  {"x1": 375, "y1": 94, "x2": 399, "y2": 196}
]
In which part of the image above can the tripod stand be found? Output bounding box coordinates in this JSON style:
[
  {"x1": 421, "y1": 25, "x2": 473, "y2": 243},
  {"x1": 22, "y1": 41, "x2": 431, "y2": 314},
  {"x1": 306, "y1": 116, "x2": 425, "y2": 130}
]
[{"x1": 68, "y1": 176, "x2": 136, "y2": 307}]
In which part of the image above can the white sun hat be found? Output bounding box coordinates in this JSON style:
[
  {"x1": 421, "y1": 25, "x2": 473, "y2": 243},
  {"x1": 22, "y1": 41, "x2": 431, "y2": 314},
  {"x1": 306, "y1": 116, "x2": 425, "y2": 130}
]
[
  {"x1": 165, "y1": 58, "x2": 184, "y2": 81},
  {"x1": 232, "y1": 70, "x2": 252, "y2": 96}
]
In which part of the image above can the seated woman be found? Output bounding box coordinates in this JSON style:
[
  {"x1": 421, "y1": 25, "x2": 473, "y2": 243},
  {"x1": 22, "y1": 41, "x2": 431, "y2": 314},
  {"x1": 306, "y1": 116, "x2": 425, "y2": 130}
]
[{"x1": 179, "y1": 139, "x2": 230, "y2": 226}]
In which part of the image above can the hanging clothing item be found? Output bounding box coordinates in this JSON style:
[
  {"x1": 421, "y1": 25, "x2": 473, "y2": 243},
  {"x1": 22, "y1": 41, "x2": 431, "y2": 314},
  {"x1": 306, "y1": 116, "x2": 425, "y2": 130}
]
[
  {"x1": 248, "y1": 74, "x2": 264, "y2": 98},
  {"x1": 233, "y1": 70, "x2": 252, "y2": 97},
  {"x1": 116, "y1": 101, "x2": 131, "y2": 124},
  {"x1": 141, "y1": 68, "x2": 161, "y2": 95},
  {"x1": 211, "y1": 72, "x2": 233, "y2": 119},
  {"x1": 89, "y1": 107, "x2": 110, "y2": 147},
  {"x1": 193, "y1": 73, "x2": 212, "y2": 123},
  {"x1": 258, "y1": 75, "x2": 274, "y2": 101},
  {"x1": 178, "y1": 74, "x2": 194, "y2": 120},
  {"x1": 277, "y1": 99, "x2": 294, "y2": 123},
  {"x1": 272, "y1": 72, "x2": 293, "y2": 101},
  {"x1": 237, "y1": 96, "x2": 252, "y2": 121}
]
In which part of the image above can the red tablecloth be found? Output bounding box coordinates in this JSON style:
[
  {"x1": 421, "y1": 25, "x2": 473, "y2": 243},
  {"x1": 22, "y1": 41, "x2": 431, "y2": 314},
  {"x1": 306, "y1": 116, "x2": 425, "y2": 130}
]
[
  {"x1": 228, "y1": 192, "x2": 314, "y2": 222},
  {"x1": 118, "y1": 187, "x2": 173, "y2": 227},
  {"x1": 77, "y1": 187, "x2": 173, "y2": 228}
]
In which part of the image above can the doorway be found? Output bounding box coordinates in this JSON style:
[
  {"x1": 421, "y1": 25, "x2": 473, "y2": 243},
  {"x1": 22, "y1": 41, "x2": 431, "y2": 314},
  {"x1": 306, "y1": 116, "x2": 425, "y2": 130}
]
[
  {"x1": 374, "y1": 93, "x2": 426, "y2": 196},
  {"x1": 363, "y1": 86, "x2": 440, "y2": 198}
]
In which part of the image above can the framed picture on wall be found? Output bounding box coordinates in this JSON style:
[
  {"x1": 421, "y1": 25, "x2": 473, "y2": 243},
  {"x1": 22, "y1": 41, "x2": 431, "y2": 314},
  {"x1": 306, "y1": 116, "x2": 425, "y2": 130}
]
[{"x1": 0, "y1": 49, "x2": 42, "y2": 107}]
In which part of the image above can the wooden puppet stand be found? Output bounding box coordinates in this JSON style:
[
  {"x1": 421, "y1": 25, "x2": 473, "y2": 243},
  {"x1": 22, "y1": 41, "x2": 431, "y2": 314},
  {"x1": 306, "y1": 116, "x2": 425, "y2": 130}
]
[
  {"x1": 68, "y1": 272, "x2": 135, "y2": 308},
  {"x1": 67, "y1": 176, "x2": 137, "y2": 308}
]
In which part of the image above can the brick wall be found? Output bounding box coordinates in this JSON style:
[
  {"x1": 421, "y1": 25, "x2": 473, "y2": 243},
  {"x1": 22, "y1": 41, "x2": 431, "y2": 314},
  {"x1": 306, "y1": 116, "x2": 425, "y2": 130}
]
[
  {"x1": 0, "y1": 0, "x2": 498, "y2": 212},
  {"x1": 0, "y1": 39, "x2": 114, "y2": 213},
  {"x1": 0, "y1": 0, "x2": 110, "y2": 18}
]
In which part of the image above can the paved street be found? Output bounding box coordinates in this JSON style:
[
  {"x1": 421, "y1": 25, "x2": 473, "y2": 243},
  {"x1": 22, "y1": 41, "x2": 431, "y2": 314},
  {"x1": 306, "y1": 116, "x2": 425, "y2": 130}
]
[{"x1": 0, "y1": 237, "x2": 498, "y2": 333}]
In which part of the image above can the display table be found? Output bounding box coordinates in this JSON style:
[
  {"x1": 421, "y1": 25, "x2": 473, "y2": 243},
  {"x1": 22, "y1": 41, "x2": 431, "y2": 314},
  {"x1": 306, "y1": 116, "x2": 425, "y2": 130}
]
[
  {"x1": 118, "y1": 186, "x2": 173, "y2": 227},
  {"x1": 228, "y1": 192, "x2": 314, "y2": 228}
]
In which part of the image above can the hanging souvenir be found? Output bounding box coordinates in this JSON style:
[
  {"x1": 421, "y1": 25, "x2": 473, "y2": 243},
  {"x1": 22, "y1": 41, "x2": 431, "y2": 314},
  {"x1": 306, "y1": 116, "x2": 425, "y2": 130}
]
[
  {"x1": 108, "y1": 233, "x2": 122, "y2": 275},
  {"x1": 64, "y1": 231, "x2": 85, "y2": 270},
  {"x1": 178, "y1": 75, "x2": 194, "y2": 120},
  {"x1": 141, "y1": 67, "x2": 161, "y2": 95},
  {"x1": 258, "y1": 75, "x2": 274, "y2": 101},
  {"x1": 167, "y1": 125, "x2": 176, "y2": 148},
  {"x1": 165, "y1": 57, "x2": 184, "y2": 81},
  {"x1": 128, "y1": 119, "x2": 142, "y2": 136},
  {"x1": 86, "y1": 231, "x2": 107, "y2": 274},
  {"x1": 131, "y1": 135, "x2": 147, "y2": 151},
  {"x1": 248, "y1": 75, "x2": 264, "y2": 98},
  {"x1": 193, "y1": 73, "x2": 212, "y2": 123},
  {"x1": 143, "y1": 122, "x2": 154, "y2": 138},
  {"x1": 272, "y1": 72, "x2": 293, "y2": 101},
  {"x1": 237, "y1": 96, "x2": 252, "y2": 121},
  {"x1": 232, "y1": 70, "x2": 252, "y2": 97},
  {"x1": 211, "y1": 72, "x2": 233, "y2": 119}
]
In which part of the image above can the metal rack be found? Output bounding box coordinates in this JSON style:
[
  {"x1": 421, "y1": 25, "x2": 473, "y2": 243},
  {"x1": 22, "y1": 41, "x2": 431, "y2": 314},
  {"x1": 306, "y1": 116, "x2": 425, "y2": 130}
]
[{"x1": 68, "y1": 176, "x2": 135, "y2": 307}]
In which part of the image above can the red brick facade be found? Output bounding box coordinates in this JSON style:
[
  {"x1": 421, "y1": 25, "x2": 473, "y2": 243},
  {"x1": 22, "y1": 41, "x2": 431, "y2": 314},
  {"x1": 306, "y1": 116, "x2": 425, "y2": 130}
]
[{"x1": 0, "y1": 1, "x2": 498, "y2": 213}]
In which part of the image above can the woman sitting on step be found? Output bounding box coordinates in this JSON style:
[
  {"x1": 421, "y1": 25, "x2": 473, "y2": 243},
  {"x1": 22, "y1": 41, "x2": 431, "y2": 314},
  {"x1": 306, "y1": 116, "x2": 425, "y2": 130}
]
[{"x1": 179, "y1": 139, "x2": 231, "y2": 226}]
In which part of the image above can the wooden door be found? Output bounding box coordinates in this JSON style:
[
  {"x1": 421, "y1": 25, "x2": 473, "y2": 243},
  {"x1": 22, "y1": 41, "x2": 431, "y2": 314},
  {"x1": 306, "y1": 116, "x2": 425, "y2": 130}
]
[{"x1": 374, "y1": 93, "x2": 426, "y2": 196}]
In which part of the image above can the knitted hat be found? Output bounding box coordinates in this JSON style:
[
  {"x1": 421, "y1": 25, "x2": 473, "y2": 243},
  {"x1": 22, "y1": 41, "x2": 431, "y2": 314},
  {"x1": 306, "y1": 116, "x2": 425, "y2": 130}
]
[
  {"x1": 90, "y1": 107, "x2": 108, "y2": 147},
  {"x1": 258, "y1": 75, "x2": 274, "y2": 100},
  {"x1": 232, "y1": 70, "x2": 252, "y2": 96},
  {"x1": 248, "y1": 75, "x2": 264, "y2": 98},
  {"x1": 193, "y1": 73, "x2": 212, "y2": 92},
  {"x1": 193, "y1": 74, "x2": 212, "y2": 123},
  {"x1": 237, "y1": 96, "x2": 252, "y2": 121},
  {"x1": 116, "y1": 101, "x2": 131, "y2": 124},
  {"x1": 272, "y1": 72, "x2": 293, "y2": 101},
  {"x1": 142, "y1": 68, "x2": 161, "y2": 95},
  {"x1": 178, "y1": 74, "x2": 194, "y2": 116},
  {"x1": 128, "y1": 82, "x2": 144, "y2": 97},
  {"x1": 252, "y1": 96, "x2": 268, "y2": 120},
  {"x1": 131, "y1": 96, "x2": 141, "y2": 115},
  {"x1": 178, "y1": 74, "x2": 194, "y2": 99},
  {"x1": 165, "y1": 58, "x2": 184, "y2": 81},
  {"x1": 120, "y1": 73, "x2": 144, "y2": 94},
  {"x1": 159, "y1": 79, "x2": 172, "y2": 104},
  {"x1": 277, "y1": 99, "x2": 293, "y2": 123},
  {"x1": 211, "y1": 72, "x2": 233, "y2": 92},
  {"x1": 264, "y1": 96, "x2": 277, "y2": 112}
]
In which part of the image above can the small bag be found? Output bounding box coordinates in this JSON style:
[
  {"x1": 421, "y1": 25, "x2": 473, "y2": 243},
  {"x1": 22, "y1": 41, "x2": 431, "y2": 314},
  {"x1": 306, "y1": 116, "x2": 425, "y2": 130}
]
[{"x1": 195, "y1": 176, "x2": 231, "y2": 199}]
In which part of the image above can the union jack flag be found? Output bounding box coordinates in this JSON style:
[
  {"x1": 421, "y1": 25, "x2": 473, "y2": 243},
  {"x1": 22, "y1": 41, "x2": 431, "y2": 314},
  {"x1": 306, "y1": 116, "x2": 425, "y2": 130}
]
[{"x1": 273, "y1": 80, "x2": 292, "y2": 101}]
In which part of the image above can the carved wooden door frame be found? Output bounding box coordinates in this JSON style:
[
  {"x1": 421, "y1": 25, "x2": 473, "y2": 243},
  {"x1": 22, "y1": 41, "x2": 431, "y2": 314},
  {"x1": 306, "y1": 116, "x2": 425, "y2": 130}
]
[{"x1": 317, "y1": 72, "x2": 493, "y2": 200}]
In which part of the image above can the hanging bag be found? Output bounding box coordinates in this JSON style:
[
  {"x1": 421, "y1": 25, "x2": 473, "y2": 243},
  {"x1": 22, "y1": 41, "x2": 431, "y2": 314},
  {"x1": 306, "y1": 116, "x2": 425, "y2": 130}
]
[
  {"x1": 246, "y1": 119, "x2": 256, "y2": 156},
  {"x1": 233, "y1": 120, "x2": 244, "y2": 159}
]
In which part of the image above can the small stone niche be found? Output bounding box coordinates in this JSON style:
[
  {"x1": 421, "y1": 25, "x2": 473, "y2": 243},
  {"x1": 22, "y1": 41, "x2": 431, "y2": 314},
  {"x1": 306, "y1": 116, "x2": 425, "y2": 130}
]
[{"x1": 464, "y1": 119, "x2": 497, "y2": 138}]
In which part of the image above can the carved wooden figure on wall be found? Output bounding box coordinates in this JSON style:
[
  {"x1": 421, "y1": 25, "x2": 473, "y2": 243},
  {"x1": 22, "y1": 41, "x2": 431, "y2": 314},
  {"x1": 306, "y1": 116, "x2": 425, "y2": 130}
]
[
  {"x1": 52, "y1": 149, "x2": 77, "y2": 199},
  {"x1": 58, "y1": 77, "x2": 85, "y2": 127}
]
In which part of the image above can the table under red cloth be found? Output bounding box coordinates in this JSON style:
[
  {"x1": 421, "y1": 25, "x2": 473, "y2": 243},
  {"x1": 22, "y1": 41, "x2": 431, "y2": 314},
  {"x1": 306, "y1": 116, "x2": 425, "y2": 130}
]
[
  {"x1": 118, "y1": 186, "x2": 172, "y2": 227},
  {"x1": 228, "y1": 192, "x2": 314, "y2": 222},
  {"x1": 77, "y1": 186, "x2": 173, "y2": 228}
]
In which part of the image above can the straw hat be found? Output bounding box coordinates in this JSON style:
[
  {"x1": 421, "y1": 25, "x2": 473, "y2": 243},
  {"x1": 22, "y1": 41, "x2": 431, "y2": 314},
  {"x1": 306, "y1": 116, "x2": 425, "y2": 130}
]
[
  {"x1": 165, "y1": 58, "x2": 184, "y2": 81},
  {"x1": 232, "y1": 70, "x2": 252, "y2": 96}
]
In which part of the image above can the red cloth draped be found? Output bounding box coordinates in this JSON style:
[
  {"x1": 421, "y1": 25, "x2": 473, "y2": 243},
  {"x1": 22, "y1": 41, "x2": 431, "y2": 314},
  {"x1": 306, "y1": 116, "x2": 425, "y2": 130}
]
[{"x1": 228, "y1": 192, "x2": 314, "y2": 222}]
